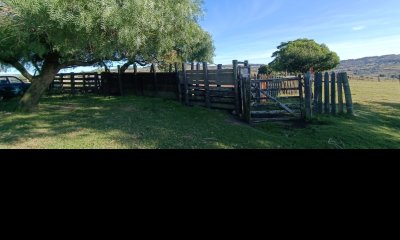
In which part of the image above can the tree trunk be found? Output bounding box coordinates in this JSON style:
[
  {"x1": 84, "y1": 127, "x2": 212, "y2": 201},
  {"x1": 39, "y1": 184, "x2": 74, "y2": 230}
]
[{"x1": 18, "y1": 63, "x2": 59, "y2": 112}]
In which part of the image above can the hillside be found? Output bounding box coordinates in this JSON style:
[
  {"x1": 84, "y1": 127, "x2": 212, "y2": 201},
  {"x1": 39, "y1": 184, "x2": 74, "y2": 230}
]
[{"x1": 335, "y1": 54, "x2": 400, "y2": 80}]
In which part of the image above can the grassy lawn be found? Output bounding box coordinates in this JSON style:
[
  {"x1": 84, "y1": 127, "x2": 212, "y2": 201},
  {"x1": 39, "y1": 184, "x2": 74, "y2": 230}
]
[{"x1": 1, "y1": 80, "x2": 399, "y2": 149}]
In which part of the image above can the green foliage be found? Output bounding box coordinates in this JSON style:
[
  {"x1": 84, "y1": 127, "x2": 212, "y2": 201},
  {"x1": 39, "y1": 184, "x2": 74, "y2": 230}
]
[
  {"x1": 269, "y1": 38, "x2": 340, "y2": 73},
  {"x1": 258, "y1": 65, "x2": 272, "y2": 75},
  {"x1": 0, "y1": 0, "x2": 214, "y2": 71}
]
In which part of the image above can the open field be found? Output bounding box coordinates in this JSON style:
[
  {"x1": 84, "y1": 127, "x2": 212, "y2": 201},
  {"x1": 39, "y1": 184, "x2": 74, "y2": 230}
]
[{"x1": 1, "y1": 80, "x2": 399, "y2": 149}]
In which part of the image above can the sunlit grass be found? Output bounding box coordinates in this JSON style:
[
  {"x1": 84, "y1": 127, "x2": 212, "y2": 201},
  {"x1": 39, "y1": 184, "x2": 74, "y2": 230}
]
[{"x1": 0, "y1": 80, "x2": 399, "y2": 149}]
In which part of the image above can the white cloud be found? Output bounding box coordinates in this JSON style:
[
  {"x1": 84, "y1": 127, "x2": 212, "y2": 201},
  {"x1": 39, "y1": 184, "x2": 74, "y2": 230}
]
[{"x1": 352, "y1": 26, "x2": 366, "y2": 31}]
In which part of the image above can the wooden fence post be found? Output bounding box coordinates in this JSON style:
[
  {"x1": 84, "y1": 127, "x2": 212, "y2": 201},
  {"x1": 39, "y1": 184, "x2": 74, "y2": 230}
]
[
  {"x1": 217, "y1": 64, "x2": 222, "y2": 90},
  {"x1": 151, "y1": 63, "x2": 158, "y2": 96},
  {"x1": 60, "y1": 74, "x2": 64, "y2": 93},
  {"x1": 304, "y1": 72, "x2": 312, "y2": 120},
  {"x1": 82, "y1": 74, "x2": 87, "y2": 94},
  {"x1": 196, "y1": 62, "x2": 200, "y2": 88},
  {"x1": 71, "y1": 73, "x2": 75, "y2": 95},
  {"x1": 117, "y1": 65, "x2": 123, "y2": 96},
  {"x1": 324, "y1": 72, "x2": 330, "y2": 114},
  {"x1": 338, "y1": 73, "x2": 344, "y2": 114},
  {"x1": 182, "y1": 63, "x2": 189, "y2": 106},
  {"x1": 203, "y1": 62, "x2": 210, "y2": 108},
  {"x1": 244, "y1": 77, "x2": 252, "y2": 123},
  {"x1": 95, "y1": 73, "x2": 100, "y2": 95},
  {"x1": 191, "y1": 62, "x2": 195, "y2": 71},
  {"x1": 331, "y1": 72, "x2": 337, "y2": 115},
  {"x1": 233, "y1": 60, "x2": 240, "y2": 115},
  {"x1": 342, "y1": 72, "x2": 354, "y2": 116},
  {"x1": 175, "y1": 62, "x2": 182, "y2": 102},
  {"x1": 298, "y1": 74, "x2": 304, "y2": 118},
  {"x1": 169, "y1": 64, "x2": 173, "y2": 73},
  {"x1": 317, "y1": 72, "x2": 323, "y2": 114}
]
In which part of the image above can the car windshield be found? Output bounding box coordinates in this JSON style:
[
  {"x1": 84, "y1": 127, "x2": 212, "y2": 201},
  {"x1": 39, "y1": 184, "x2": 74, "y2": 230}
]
[{"x1": 8, "y1": 77, "x2": 22, "y2": 84}]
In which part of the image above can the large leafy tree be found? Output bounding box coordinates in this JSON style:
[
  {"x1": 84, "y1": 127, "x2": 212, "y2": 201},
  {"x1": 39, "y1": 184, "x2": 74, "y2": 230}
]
[
  {"x1": 269, "y1": 38, "x2": 340, "y2": 74},
  {"x1": 0, "y1": 0, "x2": 214, "y2": 111}
]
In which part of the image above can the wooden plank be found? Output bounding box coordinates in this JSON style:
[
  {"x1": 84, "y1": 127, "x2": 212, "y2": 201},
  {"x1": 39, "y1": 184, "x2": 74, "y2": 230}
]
[
  {"x1": 324, "y1": 72, "x2": 330, "y2": 114},
  {"x1": 337, "y1": 73, "x2": 344, "y2": 114},
  {"x1": 304, "y1": 72, "x2": 312, "y2": 120},
  {"x1": 233, "y1": 60, "x2": 240, "y2": 115},
  {"x1": 182, "y1": 63, "x2": 189, "y2": 106},
  {"x1": 203, "y1": 62, "x2": 210, "y2": 108},
  {"x1": 175, "y1": 62, "x2": 182, "y2": 102},
  {"x1": 331, "y1": 72, "x2": 337, "y2": 115},
  {"x1": 342, "y1": 72, "x2": 354, "y2": 115},
  {"x1": 117, "y1": 66, "x2": 123, "y2": 96},
  {"x1": 244, "y1": 78, "x2": 251, "y2": 123},
  {"x1": 71, "y1": 73, "x2": 76, "y2": 95},
  {"x1": 317, "y1": 72, "x2": 323, "y2": 114}
]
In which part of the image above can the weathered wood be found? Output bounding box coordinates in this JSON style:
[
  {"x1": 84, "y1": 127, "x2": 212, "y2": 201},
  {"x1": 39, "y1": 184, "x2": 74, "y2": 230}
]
[
  {"x1": 117, "y1": 66, "x2": 123, "y2": 96},
  {"x1": 317, "y1": 72, "x2": 323, "y2": 114},
  {"x1": 191, "y1": 62, "x2": 194, "y2": 71},
  {"x1": 298, "y1": 74, "x2": 304, "y2": 118},
  {"x1": 244, "y1": 78, "x2": 252, "y2": 123},
  {"x1": 182, "y1": 63, "x2": 189, "y2": 106},
  {"x1": 154, "y1": 65, "x2": 158, "y2": 96},
  {"x1": 217, "y1": 64, "x2": 222, "y2": 90},
  {"x1": 233, "y1": 60, "x2": 240, "y2": 115},
  {"x1": 175, "y1": 62, "x2": 182, "y2": 103},
  {"x1": 203, "y1": 62, "x2": 211, "y2": 108},
  {"x1": 95, "y1": 74, "x2": 99, "y2": 94},
  {"x1": 331, "y1": 72, "x2": 337, "y2": 115},
  {"x1": 337, "y1": 73, "x2": 344, "y2": 114},
  {"x1": 304, "y1": 72, "x2": 312, "y2": 120},
  {"x1": 324, "y1": 72, "x2": 330, "y2": 114},
  {"x1": 71, "y1": 73, "x2": 75, "y2": 95},
  {"x1": 169, "y1": 64, "x2": 173, "y2": 73},
  {"x1": 342, "y1": 72, "x2": 354, "y2": 115},
  {"x1": 82, "y1": 74, "x2": 87, "y2": 93}
]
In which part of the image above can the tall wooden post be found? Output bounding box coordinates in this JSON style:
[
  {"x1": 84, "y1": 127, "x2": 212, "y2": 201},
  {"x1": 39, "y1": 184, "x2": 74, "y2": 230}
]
[
  {"x1": 117, "y1": 65, "x2": 123, "y2": 96},
  {"x1": 317, "y1": 72, "x2": 323, "y2": 114},
  {"x1": 337, "y1": 73, "x2": 344, "y2": 114},
  {"x1": 196, "y1": 62, "x2": 200, "y2": 88},
  {"x1": 298, "y1": 74, "x2": 304, "y2": 118},
  {"x1": 324, "y1": 72, "x2": 330, "y2": 114},
  {"x1": 182, "y1": 63, "x2": 189, "y2": 106},
  {"x1": 175, "y1": 62, "x2": 182, "y2": 102},
  {"x1": 203, "y1": 62, "x2": 210, "y2": 108},
  {"x1": 304, "y1": 72, "x2": 312, "y2": 120},
  {"x1": 331, "y1": 72, "x2": 337, "y2": 115},
  {"x1": 191, "y1": 62, "x2": 195, "y2": 71},
  {"x1": 82, "y1": 74, "x2": 87, "y2": 94},
  {"x1": 217, "y1": 64, "x2": 222, "y2": 90},
  {"x1": 244, "y1": 78, "x2": 252, "y2": 123},
  {"x1": 71, "y1": 73, "x2": 75, "y2": 95},
  {"x1": 169, "y1": 64, "x2": 173, "y2": 73},
  {"x1": 233, "y1": 60, "x2": 240, "y2": 115},
  {"x1": 342, "y1": 72, "x2": 354, "y2": 116}
]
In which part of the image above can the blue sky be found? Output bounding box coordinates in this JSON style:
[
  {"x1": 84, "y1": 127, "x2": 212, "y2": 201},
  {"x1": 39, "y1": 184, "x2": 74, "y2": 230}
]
[{"x1": 200, "y1": 0, "x2": 400, "y2": 64}]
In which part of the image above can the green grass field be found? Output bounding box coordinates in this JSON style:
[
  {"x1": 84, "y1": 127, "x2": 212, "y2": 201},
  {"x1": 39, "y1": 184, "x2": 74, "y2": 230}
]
[{"x1": 1, "y1": 80, "x2": 399, "y2": 149}]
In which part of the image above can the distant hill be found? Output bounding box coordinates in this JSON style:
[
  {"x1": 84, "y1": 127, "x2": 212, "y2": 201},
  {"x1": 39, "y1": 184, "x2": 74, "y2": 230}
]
[{"x1": 335, "y1": 54, "x2": 400, "y2": 80}]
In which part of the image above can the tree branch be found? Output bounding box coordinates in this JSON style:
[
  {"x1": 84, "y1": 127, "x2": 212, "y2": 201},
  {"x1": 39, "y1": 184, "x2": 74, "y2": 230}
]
[
  {"x1": 4, "y1": 59, "x2": 33, "y2": 81},
  {"x1": 59, "y1": 60, "x2": 99, "y2": 69}
]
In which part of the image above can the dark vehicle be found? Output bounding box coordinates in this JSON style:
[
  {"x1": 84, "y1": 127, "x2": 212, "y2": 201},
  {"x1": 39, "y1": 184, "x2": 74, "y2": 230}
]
[{"x1": 0, "y1": 76, "x2": 31, "y2": 100}]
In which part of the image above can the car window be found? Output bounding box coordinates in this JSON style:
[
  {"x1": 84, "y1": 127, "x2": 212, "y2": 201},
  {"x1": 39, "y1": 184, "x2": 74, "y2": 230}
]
[
  {"x1": 8, "y1": 77, "x2": 23, "y2": 84},
  {"x1": 0, "y1": 77, "x2": 8, "y2": 84}
]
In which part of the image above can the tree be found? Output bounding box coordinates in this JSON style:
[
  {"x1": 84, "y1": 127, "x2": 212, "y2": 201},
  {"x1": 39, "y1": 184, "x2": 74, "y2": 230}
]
[
  {"x1": 258, "y1": 65, "x2": 272, "y2": 75},
  {"x1": 0, "y1": 0, "x2": 214, "y2": 111},
  {"x1": 269, "y1": 38, "x2": 340, "y2": 74}
]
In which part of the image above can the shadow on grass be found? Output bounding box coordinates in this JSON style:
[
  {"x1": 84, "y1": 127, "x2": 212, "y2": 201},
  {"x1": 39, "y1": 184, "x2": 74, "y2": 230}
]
[
  {"x1": 0, "y1": 95, "x2": 277, "y2": 149},
  {"x1": 1, "y1": 95, "x2": 399, "y2": 149}
]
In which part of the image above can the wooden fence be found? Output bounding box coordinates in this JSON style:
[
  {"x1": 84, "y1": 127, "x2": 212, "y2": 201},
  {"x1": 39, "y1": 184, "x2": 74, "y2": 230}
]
[
  {"x1": 49, "y1": 73, "x2": 101, "y2": 94},
  {"x1": 179, "y1": 62, "x2": 237, "y2": 110},
  {"x1": 304, "y1": 72, "x2": 353, "y2": 119}
]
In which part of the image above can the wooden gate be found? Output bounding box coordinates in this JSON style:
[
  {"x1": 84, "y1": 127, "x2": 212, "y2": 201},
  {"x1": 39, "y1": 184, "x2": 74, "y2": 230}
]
[{"x1": 238, "y1": 66, "x2": 303, "y2": 123}]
